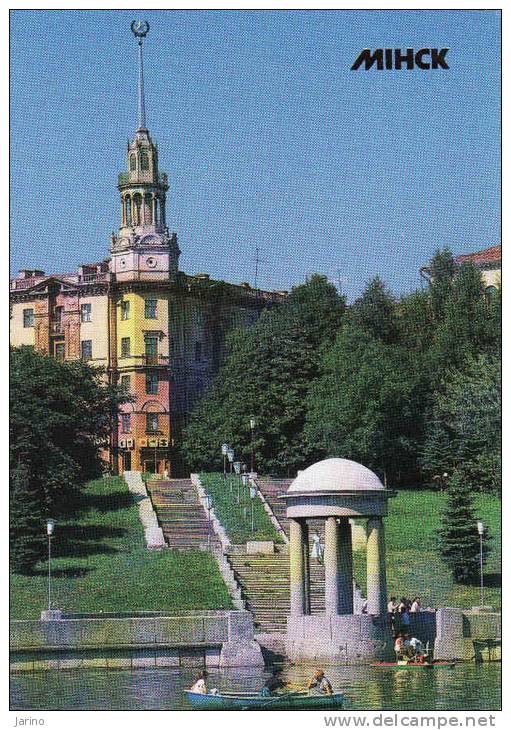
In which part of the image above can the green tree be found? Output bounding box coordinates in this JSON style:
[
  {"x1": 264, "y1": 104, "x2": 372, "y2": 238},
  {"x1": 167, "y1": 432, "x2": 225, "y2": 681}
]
[
  {"x1": 427, "y1": 247, "x2": 456, "y2": 322},
  {"x1": 9, "y1": 459, "x2": 46, "y2": 574},
  {"x1": 350, "y1": 276, "x2": 399, "y2": 344},
  {"x1": 10, "y1": 346, "x2": 126, "y2": 572},
  {"x1": 439, "y1": 470, "x2": 489, "y2": 584},
  {"x1": 430, "y1": 262, "x2": 496, "y2": 373},
  {"x1": 422, "y1": 355, "x2": 501, "y2": 493},
  {"x1": 305, "y1": 324, "x2": 422, "y2": 485},
  {"x1": 181, "y1": 275, "x2": 345, "y2": 474}
]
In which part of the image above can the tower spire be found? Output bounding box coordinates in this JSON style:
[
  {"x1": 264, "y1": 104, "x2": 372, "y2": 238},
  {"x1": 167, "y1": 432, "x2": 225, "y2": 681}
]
[{"x1": 131, "y1": 20, "x2": 150, "y2": 130}]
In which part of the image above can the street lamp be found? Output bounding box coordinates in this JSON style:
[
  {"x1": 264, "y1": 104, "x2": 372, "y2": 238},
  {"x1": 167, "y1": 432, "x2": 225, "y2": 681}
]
[
  {"x1": 249, "y1": 481, "x2": 257, "y2": 532},
  {"x1": 46, "y1": 519, "x2": 55, "y2": 612},
  {"x1": 221, "y1": 443, "x2": 229, "y2": 479},
  {"x1": 234, "y1": 461, "x2": 241, "y2": 503},
  {"x1": 249, "y1": 418, "x2": 256, "y2": 473},
  {"x1": 205, "y1": 494, "x2": 213, "y2": 551},
  {"x1": 227, "y1": 447, "x2": 235, "y2": 473},
  {"x1": 477, "y1": 521, "x2": 485, "y2": 607}
]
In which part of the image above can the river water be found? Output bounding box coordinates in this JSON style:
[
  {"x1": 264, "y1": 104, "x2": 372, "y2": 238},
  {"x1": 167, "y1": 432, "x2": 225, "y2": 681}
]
[{"x1": 10, "y1": 663, "x2": 500, "y2": 711}]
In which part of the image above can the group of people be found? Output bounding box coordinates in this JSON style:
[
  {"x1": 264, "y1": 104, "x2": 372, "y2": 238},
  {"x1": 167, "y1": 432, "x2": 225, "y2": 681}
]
[
  {"x1": 189, "y1": 667, "x2": 334, "y2": 697},
  {"x1": 387, "y1": 596, "x2": 422, "y2": 631}
]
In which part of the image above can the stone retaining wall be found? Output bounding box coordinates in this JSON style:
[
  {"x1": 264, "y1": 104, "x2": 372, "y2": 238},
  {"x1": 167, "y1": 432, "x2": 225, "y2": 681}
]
[
  {"x1": 10, "y1": 610, "x2": 264, "y2": 672},
  {"x1": 124, "y1": 471, "x2": 165, "y2": 549}
]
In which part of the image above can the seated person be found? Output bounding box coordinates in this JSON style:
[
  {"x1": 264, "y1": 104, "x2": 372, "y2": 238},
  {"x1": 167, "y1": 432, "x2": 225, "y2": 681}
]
[
  {"x1": 190, "y1": 670, "x2": 208, "y2": 694},
  {"x1": 261, "y1": 667, "x2": 287, "y2": 696},
  {"x1": 409, "y1": 636, "x2": 424, "y2": 660},
  {"x1": 394, "y1": 634, "x2": 405, "y2": 660},
  {"x1": 308, "y1": 669, "x2": 333, "y2": 695}
]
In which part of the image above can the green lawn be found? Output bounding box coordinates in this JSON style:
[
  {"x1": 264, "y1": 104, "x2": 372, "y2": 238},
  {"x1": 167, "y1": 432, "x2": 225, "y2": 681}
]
[
  {"x1": 10, "y1": 476, "x2": 232, "y2": 619},
  {"x1": 352, "y1": 490, "x2": 501, "y2": 611},
  {"x1": 199, "y1": 473, "x2": 284, "y2": 544}
]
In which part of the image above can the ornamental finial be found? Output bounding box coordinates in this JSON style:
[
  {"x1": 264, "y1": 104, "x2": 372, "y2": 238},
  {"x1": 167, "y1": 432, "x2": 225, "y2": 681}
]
[
  {"x1": 131, "y1": 20, "x2": 150, "y2": 42},
  {"x1": 130, "y1": 21, "x2": 150, "y2": 130}
]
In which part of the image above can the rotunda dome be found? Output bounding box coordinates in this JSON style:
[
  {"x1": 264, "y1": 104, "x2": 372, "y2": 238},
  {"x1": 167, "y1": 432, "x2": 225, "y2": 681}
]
[{"x1": 287, "y1": 458, "x2": 384, "y2": 494}]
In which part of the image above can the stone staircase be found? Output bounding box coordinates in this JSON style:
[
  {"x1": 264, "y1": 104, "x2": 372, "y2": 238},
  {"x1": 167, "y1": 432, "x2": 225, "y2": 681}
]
[
  {"x1": 227, "y1": 478, "x2": 367, "y2": 633},
  {"x1": 227, "y1": 548, "x2": 326, "y2": 633},
  {"x1": 255, "y1": 478, "x2": 292, "y2": 536},
  {"x1": 146, "y1": 478, "x2": 219, "y2": 551}
]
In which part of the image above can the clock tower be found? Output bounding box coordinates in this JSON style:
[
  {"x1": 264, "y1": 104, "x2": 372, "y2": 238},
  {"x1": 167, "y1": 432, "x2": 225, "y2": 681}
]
[{"x1": 110, "y1": 21, "x2": 180, "y2": 281}]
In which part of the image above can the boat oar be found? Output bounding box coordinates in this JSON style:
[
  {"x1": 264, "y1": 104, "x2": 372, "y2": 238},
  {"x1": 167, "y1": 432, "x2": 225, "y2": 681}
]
[{"x1": 241, "y1": 690, "x2": 306, "y2": 711}]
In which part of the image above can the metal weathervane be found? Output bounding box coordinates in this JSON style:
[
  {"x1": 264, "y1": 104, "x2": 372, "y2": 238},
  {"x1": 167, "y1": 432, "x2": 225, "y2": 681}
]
[{"x1": 131, "y1": 20, "x2": 150, "y2": 129}]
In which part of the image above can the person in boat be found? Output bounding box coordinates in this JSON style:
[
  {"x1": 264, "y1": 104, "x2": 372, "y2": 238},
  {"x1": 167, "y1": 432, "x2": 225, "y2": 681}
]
[
  {"x1": 261, "y1": 667, "x2": 288, "y2": 696},
  {"x1": 408, "y1": 636, "x2": 425, "y2": 661},
  {"x1": 190, "y1": 670, "x2": 208, "y2": 694},
  {"x1": 308, "y1": 669, "x2": 333, "y2": 695},
  {"x1": 394, "y1": 633, "x2": 405, "y2": 661}
]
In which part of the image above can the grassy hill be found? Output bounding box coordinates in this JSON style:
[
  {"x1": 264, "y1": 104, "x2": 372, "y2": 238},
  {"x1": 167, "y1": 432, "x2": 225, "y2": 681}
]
[
  {"x1": 10, "y1": 476, "x2": 232, "y2": 619},
  {"x1": 352, "y1": 490, "x2": 501, "y2": 610}
]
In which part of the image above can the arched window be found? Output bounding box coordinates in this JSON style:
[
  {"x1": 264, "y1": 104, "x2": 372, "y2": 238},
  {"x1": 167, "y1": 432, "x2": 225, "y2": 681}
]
[
  {"x1": 129, "y1": 154, "x2": 136, "y2": 172},
  {"x1": 140, "y1": 152, "x2": 149, "y2": 171},
  {"x1": 154, "y1": 197, "x2": 159, "y2": 225},
  {"x1": 133, "y1": 193, "x2": 142, "y2": 226},
  {"x1": 125, "y1": 197, "x2": 132, "y2": 226},
  {"x1": 144, "y1": 194, "x2": 153, "y2": 224}
]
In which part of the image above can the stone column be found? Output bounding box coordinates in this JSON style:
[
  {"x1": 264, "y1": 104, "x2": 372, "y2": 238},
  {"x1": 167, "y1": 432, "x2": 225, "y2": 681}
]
[
  {"x1": 289, "y1": 518, "x2": 307, "y2": 616},
  {"x1": 366, "y1": 516, "x2": 387, "y2": 615},
  {"x1": 338, "y1": 518, "x2": 354, "y2": 614},
  {"x1": 302, "y1": 522, "x2": 311, "y2": 615},
  {"x1": 324, "y1": 516, "x2": 339, "y2": 615}
]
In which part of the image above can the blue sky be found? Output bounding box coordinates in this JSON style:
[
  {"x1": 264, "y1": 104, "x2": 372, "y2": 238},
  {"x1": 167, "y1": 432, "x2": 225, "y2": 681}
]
[{"x1": 10, "y1": 9, "x2": 500, "y2": 300}]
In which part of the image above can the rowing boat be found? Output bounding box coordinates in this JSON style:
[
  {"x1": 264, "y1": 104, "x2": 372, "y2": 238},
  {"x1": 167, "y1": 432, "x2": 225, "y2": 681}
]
[
  {"x1": 184, "y1": 689, "x2": 345, "y2": 710},
  {"x1": 371, "y1": 660, "x2": 455, "y2": 670}
]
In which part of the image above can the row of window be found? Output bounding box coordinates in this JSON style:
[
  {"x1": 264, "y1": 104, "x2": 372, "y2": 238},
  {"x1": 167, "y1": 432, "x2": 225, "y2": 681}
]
[
  {"x1": 121, "y1": 299, "x2": 158, "y2": 320},
  {"x1": 120, "y1": 412, "x2": 160, "y2": 433},
  {"x1": 52, "y1": 339, "x2": 163, "y2": 363},
  {"x1": 120, "y1": 335, "x2": 159, "y2": 358},
  {"x1": 120, "y1": 373, "x2": 159, "y2": 395},
  {"x1": 130, "y1": 151, "x2": 150, "y2": 172},
  {"x1": 23, "y1": 300, "x2": 160, "y2": 328}
]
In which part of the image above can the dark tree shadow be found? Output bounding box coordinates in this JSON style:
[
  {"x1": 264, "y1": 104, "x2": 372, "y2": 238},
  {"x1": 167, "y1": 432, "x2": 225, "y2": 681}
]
[
  {"x1": 33, "y1": 566, "x2": 92, "y2": 578},
  {"x1": 464, "y1": 572, "x2": 501, "y2": 588},
  {"x1": 77, "y1": 490, "x2": 133, "y2": 513}
]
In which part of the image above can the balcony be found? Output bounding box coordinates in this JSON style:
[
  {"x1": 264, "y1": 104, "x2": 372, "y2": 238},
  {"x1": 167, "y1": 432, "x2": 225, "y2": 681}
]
[
  {"x1": 50, "y1": 321, "x2": 64, "y2": 335},
  {"x1": 144, "y1": 354, "x2": 160, "y2": 366},
  {"x1": 117, "y1": 172, "x2": 168, "y2": 187},
  {"x1": 79, "y1": 272, "x2": 109, "y2": 284}
]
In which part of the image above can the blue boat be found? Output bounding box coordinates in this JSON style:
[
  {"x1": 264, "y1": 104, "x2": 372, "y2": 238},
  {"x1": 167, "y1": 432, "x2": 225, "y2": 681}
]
[{"x1": 185, "y1": 689, "x2": 345, "y2": 710}]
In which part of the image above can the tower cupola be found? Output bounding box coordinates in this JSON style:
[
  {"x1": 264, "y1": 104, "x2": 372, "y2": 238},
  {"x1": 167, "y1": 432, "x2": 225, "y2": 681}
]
[{"x1": 110, "y1": 21, "x2": 180, "y2": 280}]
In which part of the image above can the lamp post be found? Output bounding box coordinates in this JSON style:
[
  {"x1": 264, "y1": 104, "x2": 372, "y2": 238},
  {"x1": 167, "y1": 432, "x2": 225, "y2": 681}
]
[
  {"x1": 249, "y1": 418, "x2": 256, "y2": 473},
  {"x1": 227, "y1": 448, "x2": 235, "y2": 494},
  {"x1": 477, "y1": 521, "x2": 485, "y2": 608},
  {"x1": 221, "y1": 443, "x2": 229, "y2": 479},
  {"x1": 241, "y1": 472, "x2": 248, "y2": 512},
  {"x1": 249, "y1": 481, "x2": 257, "y2": 532},
  {"x1": 227, "y1": 448, "x2": 234, "y2": 474},
  {"x1": 234, "y1": 461, "x2": 241, "y2": 504},
  {"x1": 46, "y1": 519, "x2": 55, "y2": 612},
  {"x1": 205, "y1": 494, "x2": 213, "y2": 551}
]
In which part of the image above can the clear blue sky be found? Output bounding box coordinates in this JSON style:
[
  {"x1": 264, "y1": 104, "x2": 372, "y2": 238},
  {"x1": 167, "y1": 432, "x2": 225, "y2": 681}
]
[{"x1": 10, "y1": 9, "x2": 500, "y2": 300}]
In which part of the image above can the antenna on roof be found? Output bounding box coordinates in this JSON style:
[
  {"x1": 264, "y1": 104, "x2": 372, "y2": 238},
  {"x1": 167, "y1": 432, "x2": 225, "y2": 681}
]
[{"x1": 253, "y1": 246, "x2": 268, "y2": 290}]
